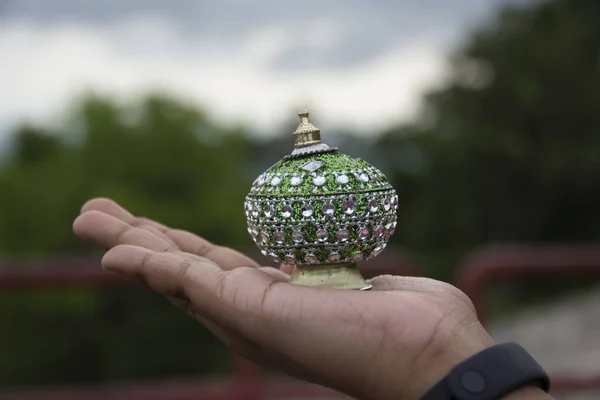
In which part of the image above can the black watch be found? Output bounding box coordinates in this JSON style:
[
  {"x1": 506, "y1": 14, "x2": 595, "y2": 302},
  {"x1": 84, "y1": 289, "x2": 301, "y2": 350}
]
[{"x1": 421, "y1": 342, "x2": 550, "y2": 400}]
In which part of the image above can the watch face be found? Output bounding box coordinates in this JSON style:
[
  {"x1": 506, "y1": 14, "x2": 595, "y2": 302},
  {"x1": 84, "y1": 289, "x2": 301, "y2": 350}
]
[{"x1": 459, "y1": 371, "x2": 486, "y2": 394}]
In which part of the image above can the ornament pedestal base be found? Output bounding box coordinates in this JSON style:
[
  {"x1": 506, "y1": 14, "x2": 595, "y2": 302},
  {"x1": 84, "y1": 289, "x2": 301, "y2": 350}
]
[{"x1": 290, "y1": 263, "x2": 372, "y2": 290}]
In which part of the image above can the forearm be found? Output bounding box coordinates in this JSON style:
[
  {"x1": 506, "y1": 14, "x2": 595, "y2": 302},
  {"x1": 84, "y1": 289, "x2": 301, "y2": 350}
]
[{"x1": 502, "y1": 386, "x2": 555, "y2": 400}]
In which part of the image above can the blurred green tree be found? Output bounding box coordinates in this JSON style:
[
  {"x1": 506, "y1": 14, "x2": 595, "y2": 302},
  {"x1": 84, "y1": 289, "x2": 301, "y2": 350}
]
[
  {"x1": 379, "y1": 0, "x2": 600, "y2": 280},
  {"x1": 0, "y1": 93, "x2": 258, "y2": 386},
  {"x1": 1, "y1": 0, "x2": 600, "y2": 387}
]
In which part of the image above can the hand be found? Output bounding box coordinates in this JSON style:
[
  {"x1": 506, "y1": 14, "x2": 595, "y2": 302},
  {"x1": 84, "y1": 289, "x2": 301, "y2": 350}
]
[{"x1": 73, "y1": 198, "x2": 495, "y2": 400}]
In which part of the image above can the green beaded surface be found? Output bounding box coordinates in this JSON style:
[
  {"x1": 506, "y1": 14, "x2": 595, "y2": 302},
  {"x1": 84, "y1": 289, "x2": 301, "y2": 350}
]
[
  {"x1": 245, "y1": 149, "x2": 397, "y2": 265},
  {"x1": 249, "y1": 151, "x2": 393, "y2": 198}
]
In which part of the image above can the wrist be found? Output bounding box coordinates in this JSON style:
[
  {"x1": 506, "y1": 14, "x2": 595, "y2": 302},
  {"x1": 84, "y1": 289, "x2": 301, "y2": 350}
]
[
  {"x1": 356, "y1": 316, "x2": 494, "y2": 400},
  {"x1": 409, "y1": 317, "x2": 496, "y2": 399}
]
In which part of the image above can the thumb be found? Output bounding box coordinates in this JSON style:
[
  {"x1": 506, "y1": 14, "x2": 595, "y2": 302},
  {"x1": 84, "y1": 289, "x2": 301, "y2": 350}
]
[
  {"x1": 279, "y1": 263, "x2": 294, "y2": 275},
  {"x1": 370, "y1": 275, "x2": 476, "y2": 313},
  {"x1": 369, "y1": 275, "x2": 442, "y2": 291}
]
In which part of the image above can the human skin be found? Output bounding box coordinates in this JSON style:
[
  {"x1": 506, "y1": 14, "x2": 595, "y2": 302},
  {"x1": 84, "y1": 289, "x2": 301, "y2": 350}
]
[{"x1": 73, "y1": 198, "x2": 554, "y2": 400}]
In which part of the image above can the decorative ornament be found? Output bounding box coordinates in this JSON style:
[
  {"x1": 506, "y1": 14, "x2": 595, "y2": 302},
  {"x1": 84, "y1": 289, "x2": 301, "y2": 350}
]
[{"x1": 245, "y1": 111, "x2": 398, "y2": 290}]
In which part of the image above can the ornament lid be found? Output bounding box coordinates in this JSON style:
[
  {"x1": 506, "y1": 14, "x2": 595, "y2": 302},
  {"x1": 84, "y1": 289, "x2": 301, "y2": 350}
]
[
  {"x1": 289, "y1": 110, "x2": 334, "y2": 158},
  {"x1": 293, "y1": 110, "x2": 322, "y2": 147}
]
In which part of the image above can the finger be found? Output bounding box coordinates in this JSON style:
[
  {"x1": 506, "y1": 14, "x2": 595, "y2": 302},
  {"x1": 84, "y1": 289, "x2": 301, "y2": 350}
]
[
  {"x1": 164, "y1": 229, "x2": 261, "y2": 270},
  {"x1": 73, "y1": 210, "x2": 176, "y2": 253},
  {"x1": 164, "y1": 274, "x2": 284, "y2": 363},
  {"x1": 166, "y1": 265, "x2": 289, "y2": 312},
  {"x1": 102, "y1": 244, "x2": 222, "y2": 305},
  {"x1": 165, "y1": 296, "x2": 236, "y2": 345},
  {"x1": 81, "y1": 197, "x2": 134, "y2": 219},
  {"x1": 172, "y1": 298, "x2": 266, "y2": 361},
  {"x1": 81, "y1": 198, "x2": 260, "y2": 270},
  {"x1": 369, "y1": 275, "x2": 467, "y2": 296},
  {"x1": 279, "y1": 264, "x2": 294, "y2": 275},
  {"x1": 165, "y1": 266, "x2": 288, "y2": 354},
  {"x1": 369, "y1": 275, "x2": 437, "y2": 291},
  {"x1": 101, "y1": 245, "x2": 290, "y2": 335},
  {"x1": 258, "y1": 267, "x2": 290, "y2": 282},
  {"x1": 161, "y1": 282, "x2": 263, "y2": 357},
  {"x1": 81, "y1": 199, "x2": 174, "y2": 234},
  {"x1": 136, "y1": 223, "x2": 179, "y2": 249}
]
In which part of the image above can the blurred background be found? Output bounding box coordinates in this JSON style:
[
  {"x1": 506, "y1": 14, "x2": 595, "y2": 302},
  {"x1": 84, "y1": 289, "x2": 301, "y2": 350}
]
[{"x1": 0, "y1": 0, "x2": 599, "y2": 398}]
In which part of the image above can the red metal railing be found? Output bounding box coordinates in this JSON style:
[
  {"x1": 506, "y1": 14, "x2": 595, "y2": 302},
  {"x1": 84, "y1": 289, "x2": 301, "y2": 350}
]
[
  {"x1": 0, "y1": 249, "x2": 419, "y2": 400},
  {"x1": 455, "y1": 244, "x2": 600, "y2": 394},
  {"x1": 0, "y1": 379, "x2": 349, "y2": 400},
  {"x1": 8, "y1": 245, "x2": 599, "y2": 397}
]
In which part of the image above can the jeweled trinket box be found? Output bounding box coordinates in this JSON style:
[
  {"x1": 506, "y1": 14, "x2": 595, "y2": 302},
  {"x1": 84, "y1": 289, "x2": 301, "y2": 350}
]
[{"x1": 245, "y1": 111, "x2": 397, "y2": 290}]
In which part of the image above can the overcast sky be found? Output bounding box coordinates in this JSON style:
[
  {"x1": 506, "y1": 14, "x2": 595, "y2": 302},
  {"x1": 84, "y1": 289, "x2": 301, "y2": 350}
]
[{"x1": 0, "y1": 0, "x2": 528, "y2": 141}]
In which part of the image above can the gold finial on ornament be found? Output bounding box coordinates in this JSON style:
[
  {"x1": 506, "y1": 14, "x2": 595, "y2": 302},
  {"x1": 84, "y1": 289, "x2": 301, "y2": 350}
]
[{"x1": 293, "y1": 110, "x2": 322, "y2": 148}]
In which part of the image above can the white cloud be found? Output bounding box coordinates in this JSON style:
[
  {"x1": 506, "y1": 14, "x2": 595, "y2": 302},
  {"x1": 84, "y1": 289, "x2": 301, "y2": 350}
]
[{"x1": 0, "y1": 13, "x2": 449, "y2": 144}]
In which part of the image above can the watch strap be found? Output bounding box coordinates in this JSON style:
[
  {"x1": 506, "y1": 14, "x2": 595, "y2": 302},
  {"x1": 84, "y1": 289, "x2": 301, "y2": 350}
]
[{"x1": 421, "y1": 342, "x2": 550, "y2": 400}]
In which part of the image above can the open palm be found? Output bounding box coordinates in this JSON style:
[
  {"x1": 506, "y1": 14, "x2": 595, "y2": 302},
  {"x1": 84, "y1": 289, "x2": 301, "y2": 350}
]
[{"x1": 74, "y1": 198, "x2": 493, "y2": 400}]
